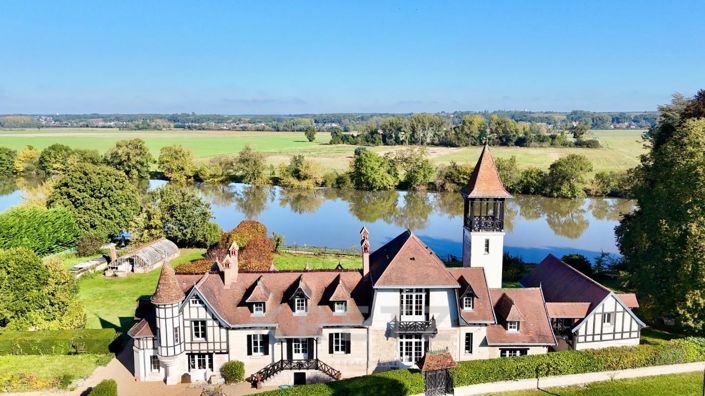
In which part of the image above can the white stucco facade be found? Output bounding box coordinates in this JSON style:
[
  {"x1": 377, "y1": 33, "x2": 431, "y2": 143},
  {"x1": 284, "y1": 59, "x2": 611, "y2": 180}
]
[{"x1": 463, "y1": 229, "x2": 505, "y2": 289}]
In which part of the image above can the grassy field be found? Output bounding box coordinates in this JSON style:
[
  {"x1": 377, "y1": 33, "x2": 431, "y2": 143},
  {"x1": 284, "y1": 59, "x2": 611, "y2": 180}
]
[
  {"x1": 274, "y1": 252, "x2": 360, "y2": 270},
  {"x1": 0, "y1": 354, "x2": 112, "y2": 392},
  {"x1": 484, "y1": 371, "x2": 703, "y2": 396},
  {"x1": 0, "y1": 128, "x2": 646, "y2": 173}
]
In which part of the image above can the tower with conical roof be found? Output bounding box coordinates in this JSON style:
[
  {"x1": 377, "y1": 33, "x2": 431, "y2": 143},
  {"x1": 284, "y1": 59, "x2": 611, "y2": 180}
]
[
  {"x1": 461, "y1": 144, "x2": 512, "y2": 288},
  {"x1": 152, "y1": 264, "x2": 186, "y2": 384}
]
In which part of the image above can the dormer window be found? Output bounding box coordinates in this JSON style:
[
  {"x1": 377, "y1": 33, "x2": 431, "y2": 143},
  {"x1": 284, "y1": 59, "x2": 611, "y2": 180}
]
[
  {"x1": 252, "y1": 302, "x2": 265, "y2": 316},
  {"x1": 190, "y1": 296, "x2": 203, "y2": 306},
  {"x1": 507, "y1": 321, "x2": 520, "y2": 332},
  {"x1": 462, "y1": 296, "x2": 474, "y2": 311},
  {"x1": 334, "y1": 301, "x2": 347, "y2": 314},
  {"x1": 294, "y1": 297, "x2": 307, "y2": 314}
]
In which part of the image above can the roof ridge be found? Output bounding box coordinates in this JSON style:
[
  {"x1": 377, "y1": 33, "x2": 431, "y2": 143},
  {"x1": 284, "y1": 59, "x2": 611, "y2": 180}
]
[{"x1": 545, "y1": 254, "x2": 610, "y2": 293}]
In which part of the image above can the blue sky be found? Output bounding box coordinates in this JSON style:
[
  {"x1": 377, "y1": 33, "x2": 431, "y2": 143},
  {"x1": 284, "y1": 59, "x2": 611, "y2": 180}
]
[{"x1": 1, "y1": 1, "x2": 703, "y2": 114}]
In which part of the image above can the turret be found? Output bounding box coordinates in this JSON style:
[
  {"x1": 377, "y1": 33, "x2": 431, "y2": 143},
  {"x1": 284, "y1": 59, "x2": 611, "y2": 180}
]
[
  {"x1": 461, "y1": 144, "x2": 512, "y2": 288},
  {"x1": 151, "y1": 264, "x2": 185, "y2": 384}
]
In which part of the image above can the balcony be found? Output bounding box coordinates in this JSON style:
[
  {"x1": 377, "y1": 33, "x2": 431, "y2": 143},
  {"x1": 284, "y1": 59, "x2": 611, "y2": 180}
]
[
  {"x1": 392, "y1": 315, "x2": 437, "y2": 336},
  {"x1": 465, "y1": 216, "x2": 504, "y2": 232},
  {"x1": 247, "y1": 358, "x2": 341, "y2": 387}
]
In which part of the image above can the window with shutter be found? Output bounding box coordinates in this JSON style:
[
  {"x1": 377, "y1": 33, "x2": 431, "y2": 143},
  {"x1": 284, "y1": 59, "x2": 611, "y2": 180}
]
[{"x1": 464, "y1": 333, "x2": 473, "y2": 353}]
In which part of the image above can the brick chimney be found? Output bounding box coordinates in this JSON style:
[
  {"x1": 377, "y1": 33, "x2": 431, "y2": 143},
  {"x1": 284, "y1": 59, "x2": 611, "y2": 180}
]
[
  {"x1": 221, "y1": 241, "x2": 239, "y2": 288},
  {"x1": 107, "y1": 243, "x2": 118, "y2": 262},
  {"x1": 360, "y1": 227, "x2": 370, "y2": 276}
]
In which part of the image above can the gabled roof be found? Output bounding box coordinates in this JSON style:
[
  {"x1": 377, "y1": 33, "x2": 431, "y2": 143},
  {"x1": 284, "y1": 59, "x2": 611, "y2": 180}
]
[
  {"x1": 369, "y1": 231, "x2": 459, "y2": 288},
  {"x1": 328, "y1": 274, "x2": 351, "y2": 301},
  {"x1": 457, "y1": 275, "x2": 477, "y2": 298},
  {"x1": 486, "y1": 288, "x2": 556, "y2": 346},
  {"x1": 545, "y1": 302, "x2": 591, "y2": 318},
  {"x1": 448, "y1": 268, "x2": 495, "y2": 323},
  {"x1": 616, "y1": 293, "x2": 639, "y2": 309},
  {"x1": 245, "y1": 276, "x2": 271, "y2": 303},
  {"x1": 417, "y1": 352, "x2": 457, "y2": 372},
  {"x1": 285, "y1": 275, "x2": 313, "y2": 301},
  {"x1": 462, "y1": 144, "x2": 512, "y2": 199},
  {"x1": 151, "y1": 264, "x2": 185, "y2": 304}
]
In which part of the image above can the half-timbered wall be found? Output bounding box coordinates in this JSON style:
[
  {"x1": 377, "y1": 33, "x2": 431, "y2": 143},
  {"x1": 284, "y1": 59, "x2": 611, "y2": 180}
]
[
  {"x1": 156, "y1": 303, "x2": 184, "y2": 356},
  {"x1": 574, "y1": 295, "x2": 641, "y2": 350},
  {"x1": 182, "y1": 296, "x2": 228, "y2": 353}
]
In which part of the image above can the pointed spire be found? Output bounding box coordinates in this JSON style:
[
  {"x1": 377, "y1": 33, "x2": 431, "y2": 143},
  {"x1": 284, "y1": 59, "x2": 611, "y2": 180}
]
[
  {"x1": 463, "y1": 144, "x2": 512, "y2": 198},
  {"x1": 152, "y1": 264, "x2": 185, "y2": 305}
]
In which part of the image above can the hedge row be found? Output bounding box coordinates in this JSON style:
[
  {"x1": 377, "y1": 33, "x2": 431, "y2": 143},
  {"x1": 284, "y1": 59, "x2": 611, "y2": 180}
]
[
  {"x1": 0, "y1": 329, "x2": 118, "y2": 355},
  {"x1": 260, "y1": 338, "x2": 705, "y2": 396}
]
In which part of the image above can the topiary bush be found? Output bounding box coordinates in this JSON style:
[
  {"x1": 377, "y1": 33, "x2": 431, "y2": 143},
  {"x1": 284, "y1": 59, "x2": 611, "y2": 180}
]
[
  {"x1": 221, "y1": 360, "x2": 245, "y2": 384},
  {"x1": 89, "y1": 379, "x2": 117, "y2": 396}
]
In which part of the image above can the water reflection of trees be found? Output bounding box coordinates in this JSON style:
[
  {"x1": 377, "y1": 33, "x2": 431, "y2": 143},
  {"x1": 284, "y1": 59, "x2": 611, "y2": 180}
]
[
  {"x1": 588, "y1": 198, "x2": 635, "y2": 221},
  {"x1": 392, "y1": 192, "x2": 433, "y2": 230},
  {"x1": 0, "y1": 178, "x2": 17, "y2": 196},
  {"x1": 279, "y1": 188, "x2": 325, "y2": 214},
  {"x1": 341, "y1": 189, "x2": 398, "y2": 223},
  {"x1": 236, "y1": 185, "x2": 273, "y2": 218}
]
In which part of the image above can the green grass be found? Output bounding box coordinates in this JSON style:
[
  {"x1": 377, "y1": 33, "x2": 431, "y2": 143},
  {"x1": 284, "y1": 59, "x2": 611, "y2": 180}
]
[
  {"x1": 641, "y1": 327, "x2": 684, "y2": 344},
  {"x1": 77, "y1": 248, "x2": 205, "y2": 330},
  {"x1": 484, "y1": 372, "x2": 703, "y2": 396},
  {"x1": 0, "y1": 354, "x2": 112, "y2": 392},
  {"x1": 0, "y1": 128, "x2": 646, "y2": 172},
  {"x1": 273, "y1": 252, "x2": 361, "y2": 270}
]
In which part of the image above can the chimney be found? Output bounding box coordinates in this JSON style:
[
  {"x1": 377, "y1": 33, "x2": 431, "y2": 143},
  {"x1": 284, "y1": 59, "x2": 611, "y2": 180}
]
[
  {"x1": 107, "y1": 243, "x2": 117, "y2": 263},
  {"x1": 221, "y1": 241, "x2": 239, "y2": 288},
  {"x1": 360, "y1": 227, "x2": 370, "y2": 276}
]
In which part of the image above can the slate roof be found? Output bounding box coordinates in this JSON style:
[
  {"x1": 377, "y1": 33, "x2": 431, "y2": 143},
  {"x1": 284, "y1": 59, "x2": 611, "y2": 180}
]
[
  {"x1": 369, "y1": 231, "x2": 459, "y2": 288},
  {"x1": 462, "y1": 144, "x2": 512, "y2": 199},
  {"x1": 486, "y1": 288, "x2": 555, "y2": 346}
]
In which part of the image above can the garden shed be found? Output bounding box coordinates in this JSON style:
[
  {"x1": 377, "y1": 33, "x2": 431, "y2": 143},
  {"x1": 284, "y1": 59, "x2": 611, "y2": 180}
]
[{"x1": 106, "y1": 239, "x2": 179, "y2": 276}]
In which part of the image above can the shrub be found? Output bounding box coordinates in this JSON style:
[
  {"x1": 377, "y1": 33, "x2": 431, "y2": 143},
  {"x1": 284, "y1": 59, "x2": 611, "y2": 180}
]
[
  {"x1": 502, "y1": 253, "x2": 526, "y2": 282},
  {"x1": 240, "y1": 237, "x2": 274, "y2": 271},
  {"x1": 561, "y1": 254, "x2": 593, "y2": 277},
  {"x1": 89, "y1": 379, "x2": 117, "y2": 396},
  {"x1": 0, "y1": 147, "x2": 17, "y2": 176},
  {"x1": 174, "y1": 259, "x2": 214, "y2": 274},
  {"x1": 221, "y1": 360, "x2": 245, "y2": 384},
  {"x1": 435, "y1": 161, "x2": 473, "y2": 191},
  {"x1": 518, "y1": 167, "x2": 546, "y2": 195},
  {"x1": 228, "y1": 220, "x2": 267, "y2": 248},
  {"x1": 76, "y1": 232, "x2": 106, "y2": 257},
  {"x1": 0, "y1": 207, "x2": 80, "y2": 256},
  {"x1": 0, "y1": 329, "x2": 117, "y2": 355}
]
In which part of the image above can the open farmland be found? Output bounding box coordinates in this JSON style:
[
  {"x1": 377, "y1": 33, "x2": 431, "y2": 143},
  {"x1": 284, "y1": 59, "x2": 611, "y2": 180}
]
[{"x1": 0, "y1": 128, "x2": 646, "y2": 173}]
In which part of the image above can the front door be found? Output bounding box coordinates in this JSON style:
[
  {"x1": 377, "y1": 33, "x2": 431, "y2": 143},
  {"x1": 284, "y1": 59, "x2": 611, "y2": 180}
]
[{"x1": 292, "y1": 338, "x2": 308, "y2": 360}]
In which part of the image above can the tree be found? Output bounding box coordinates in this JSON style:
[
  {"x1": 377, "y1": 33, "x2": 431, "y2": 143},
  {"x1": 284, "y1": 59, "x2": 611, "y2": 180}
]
[
  {"x1": 489, "y1": 115, "x2": 520, "y2": 146},
  {"x1": 304, "y1": 127, "x2": 317, "y2": 142},
  {"x1": 349, "y1": 148, "x2": 398, "y2": 190},
  {"x1": 518, "y1": 167, "x2": 546, "y2": 195},
  {"x1": 279, "y1": 155, "x2": 322, "y2": 188},
  {"x1": 38, "y1": 144, "x2": 76, "y2": 176},
  {"x1": 0, "y1": 206, "x2": 80, "y2": 255},
  {"x1": 0, "y1": 248, "x2": 84, "y2": 330},
  {"x1": 153, "y1": 185, "x2": 221, "y2": 247},
  {"x1": 47, "y1": 163, "x2": 140, "y2": 236},
  {"x1": 495, "y1": 156, "x2": 520, "y2": 193},
  {"x1": 158, "y1": 145, "x2": 195, "y2": 183},
  {"x1": 543, "y1": 154, "x2": 593, "y2": 198},
  {"x1": 104, "y1": 138, "x2": 154, "y2": 180},
  {"x1": 13, "y1": 145, "x2": 40, "y2": 174},
  {"x1": 408, "y1": 113, "x2": 446, "y2": 145},
  {"x1": 435, "y1": 161, "x2": 473, "y2": 191},
  {"x1": 617, "y1": 92, "x2": 705, "y2": 334},
  {"x1": 569, "y1": 122, "x2": 590, "y2": 141},
  {"x1": 561, "y1": 254, "x2": 593, "y2": 277},
  {"x1": 234, "y1": 146, "x2": 268, "y2": 185},
  {"x1": 391, "y1": 147, "x2": 434, "y2": 190},
  {"x1": 0, "y1": 147, "x2": 17, "y2": 176}
]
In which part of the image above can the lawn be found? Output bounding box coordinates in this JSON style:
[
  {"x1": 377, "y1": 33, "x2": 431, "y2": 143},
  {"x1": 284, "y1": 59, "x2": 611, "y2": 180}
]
[
  {"x1": 0, "y1": 128, "x2": 646, "y2": 173},
  {"x1": 274, "y1": 252, "x2": 360, "y2": 270},
  {"x1": 484, "y1": 371, "x2": 703, "y2": 396},
  {"x1": 0, "y1": 354, "x2": 112, "y2": 392}
]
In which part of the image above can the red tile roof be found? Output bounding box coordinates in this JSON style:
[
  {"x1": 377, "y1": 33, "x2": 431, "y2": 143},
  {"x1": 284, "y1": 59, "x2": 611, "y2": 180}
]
[
  {"x1": 370, "y1": 231, "x2": 459, "y2": 288},
  {"x1": 495, "y1": 293, "x2": 526, "y2": 322},
  {"x1": 329, "y1": 274, "x2": 352, "y2": 301},
  {"x1": 151, "y1": 264, "x2": 185, "y2": 304},
  {"x1": 417, "y1": 352, "x2": 457, "y2": 372},
  {"x1": 462, "y1": 144, "x2": 512, "y2": 199},
  {"x1": 616, "y1": 293, "x2": 639, "y2": 309},
  {"x1": 545, "y1": 302, "x2": 591, "y2": 318},
  {"x1": 448, "y1": 268, "x2": 495, "y2": 323},
  {"x1": 245, "y1": 276, "x2": 271, "y2": 303},
  {"x1": 486, "y1": 288, "x2": 555, "y2": 346}
]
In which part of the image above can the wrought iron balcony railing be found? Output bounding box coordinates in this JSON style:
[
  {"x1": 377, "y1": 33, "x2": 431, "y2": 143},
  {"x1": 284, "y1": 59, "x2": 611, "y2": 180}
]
[
  {"x1": 465, "y1": 216, "x2": 504, "y2": 232},
  {"x1": 392, "y1": 315, "x2": 438, "y2": 336},
  {"x1": 247, "y1": 358, "x2": 341, "y2": 387}
]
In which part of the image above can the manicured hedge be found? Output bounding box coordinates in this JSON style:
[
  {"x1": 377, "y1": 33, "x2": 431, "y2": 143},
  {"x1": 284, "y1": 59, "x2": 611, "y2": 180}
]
[
  {"x1": 0, "y1": 206, "x2": 80, "y2": 255},
  {"x1": 222, "y1": 360, "x2": 245, "y2": 384},
  {"x1": 260, "y1": 338, "x2": 705, "y2": 396},
  {"x1": 0, "y1": 329, "x2": 118, "y2": 355},
  {"x1": 89, "y1": 379, "x2": 117, "y2": 396}
]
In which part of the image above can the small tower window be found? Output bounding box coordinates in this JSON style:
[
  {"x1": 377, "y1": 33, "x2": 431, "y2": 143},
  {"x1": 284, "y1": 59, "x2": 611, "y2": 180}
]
[{"x1": 484, "y1": 239, "x2": 490, "y2": 254}]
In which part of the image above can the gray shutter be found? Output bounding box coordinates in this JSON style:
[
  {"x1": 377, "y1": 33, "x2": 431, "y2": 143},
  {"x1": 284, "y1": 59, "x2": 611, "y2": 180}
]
[
  {"x1": 246, "y1": 335, "x2": 252, "y2": 356},
  {"x1": 344, "y1": 333, "x2": 351, "y2": 354},
  {"x1": 263, "y1": 335, "x2": 269, "y2": 356},
  {"x1": 286, "y1": 339, "x2": 293, "y2": 361},
  {"x1": 308, "y1": 338, "x2": 314, "y2": 359},
  {"x1": 329, "y1": 333, "x2": 334, "y2": 354}
]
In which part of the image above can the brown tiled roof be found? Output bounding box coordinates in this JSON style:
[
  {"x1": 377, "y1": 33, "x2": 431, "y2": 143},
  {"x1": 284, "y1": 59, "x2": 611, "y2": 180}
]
[
  {"x1": 616, "y1": 293, "x2": 639, "y2": 309},
  {"x1": 486, "y1": 288, "x2": 555, "y2": 346},
  {"x1": 417, "y1": 352, "x2": 457, "y2": 372},
  {"x1": 462, "y1": 144, "x2": 512, "y2": 199},
  {"x1": 495, "y1": 293, "x2": 526, "y2": 322},
  {"x1": 152, "y1": 264, "x2": 186, "y2": 304},
  {"x1": 329, "y1": 275, "x2": 351, "y2": 301},
  {"x1": 128, "y1": 300, "x2": 156, "y2": 338},
  {"x1": 522, "y1": 254, "x2": 610, "y2": 311},
  {"x1": 545, "y1": 302, "x2": 591, "y2": 318},
  {"x1": 370, "y1": 231, "x2": 459, "y2": 288},
  {"x1": 448, "y1": 268, "x2": 495, "y2": 323},
  {"x1": 245, "y1": 276, "x2": 271, "y2": 303},
  {"x1": 190, "y1": 270, "x2": 370, "y2": 337}
]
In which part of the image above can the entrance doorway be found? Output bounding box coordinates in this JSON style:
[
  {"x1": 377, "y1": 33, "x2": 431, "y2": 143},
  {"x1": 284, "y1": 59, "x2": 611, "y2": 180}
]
[
  {"x1": 292, "y1": 338, "x2": 309, "y2": 360},
  {"x1": 293, "y1": 372, "x2": 306, "y2": 385}
]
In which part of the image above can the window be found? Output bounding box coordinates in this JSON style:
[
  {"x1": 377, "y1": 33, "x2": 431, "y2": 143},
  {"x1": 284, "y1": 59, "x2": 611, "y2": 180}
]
[
  {"x1": 462, "y1": 296, "x2": 474, "y2": 311},
  {"x1": 484, "y1": 239, "x2": 490, "y2": 254},
  {"x1": 188, "y1": 353, "x2": 213, "y2": 370},
  {"x1": 174, "y1": 326, "x2": 180, "y2": 344},
  {"x1": 294, "y1": 297, "x2": 307, "y2": 313},
  {"x1": 464, "y1": 333, "x2": 473, "y2": 354},
  {"x1": 398, "y1": 334, "x2": 426, "y2": 364},
  {"x1": 190, "y1": 296, "x2": 203, "y2": 306},
  {"x1": 400, "y1": 288, "x2": 425, "y2": 319},
  {"x1": 507, "y1": 321, "x2": 519, "y2": 332},
  {"x1": 332, "y1": 333, "x2": 345, "y2": 354},
  {"x1": 500, "y1": 349, "x2": 528, "y2": 358},
  {"x1": 603, "y1": 313, "x2": 613, "y2": 325},
  {"x1": 247, "y1": 334, "x2": 269, "y2": 356},
  {"x1": 150, "y1": 355, "x2": 160, "y2": 371},
  {"x1": 253, "y1": 302, "x2": 265, "y2": 315},
  {"x1": 334, "y1": 301, "x2": 347, "y2": 313},
  {"x1": 192, "y1": 320, "x2": 206, "y2": 340}
]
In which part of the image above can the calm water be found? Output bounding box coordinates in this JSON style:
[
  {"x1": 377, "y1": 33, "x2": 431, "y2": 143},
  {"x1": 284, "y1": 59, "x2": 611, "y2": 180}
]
[{"x1": 0, "y1": 179, "x2": 634, "y2": 263}]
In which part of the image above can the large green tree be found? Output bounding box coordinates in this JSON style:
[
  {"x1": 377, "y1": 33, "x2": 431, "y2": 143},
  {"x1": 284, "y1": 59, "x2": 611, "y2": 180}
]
[
  {"x1": 104, "y1": 138, "x2": 154, "y2": 180},
  {"x1": 617, "y1": 91, "x2": 705, "y2": 334},
  {"x1": 47, "y1": 163, "x2": 140, "y2": 236},
  {"x1": 391, "y1": 147, "x2": 434, "y2": 190},
  {"x1": 543, "y1": 154, "x2": 593, "y2": 198},
  {"x1": 349, "y1": 148, "x2": 398, "y2": 191},
  {"x1": 154, "y1": 185, "x2": 221, "y2": 247},
  {"x1": 158, "y1": 145, "x2": 195, "y2": 183},
  {"x1": 0, "y1": 147, "x2": 17, "y2": 176},
  {"x1": 0, "y1": 206, "x2": 80, "y2": 255},
  {"x1": 38, "y1": 144, "x2": 76, "y2": 176},
  {"x1": 234, "y1": 146, "x2": 268, "y2": 185}
]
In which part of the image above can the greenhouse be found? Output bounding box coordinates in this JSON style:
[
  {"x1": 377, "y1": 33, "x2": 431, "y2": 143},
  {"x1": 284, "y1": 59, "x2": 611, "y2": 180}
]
[{"x1": 107, "y1": 239, "x2": 179, "y2": 276}]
